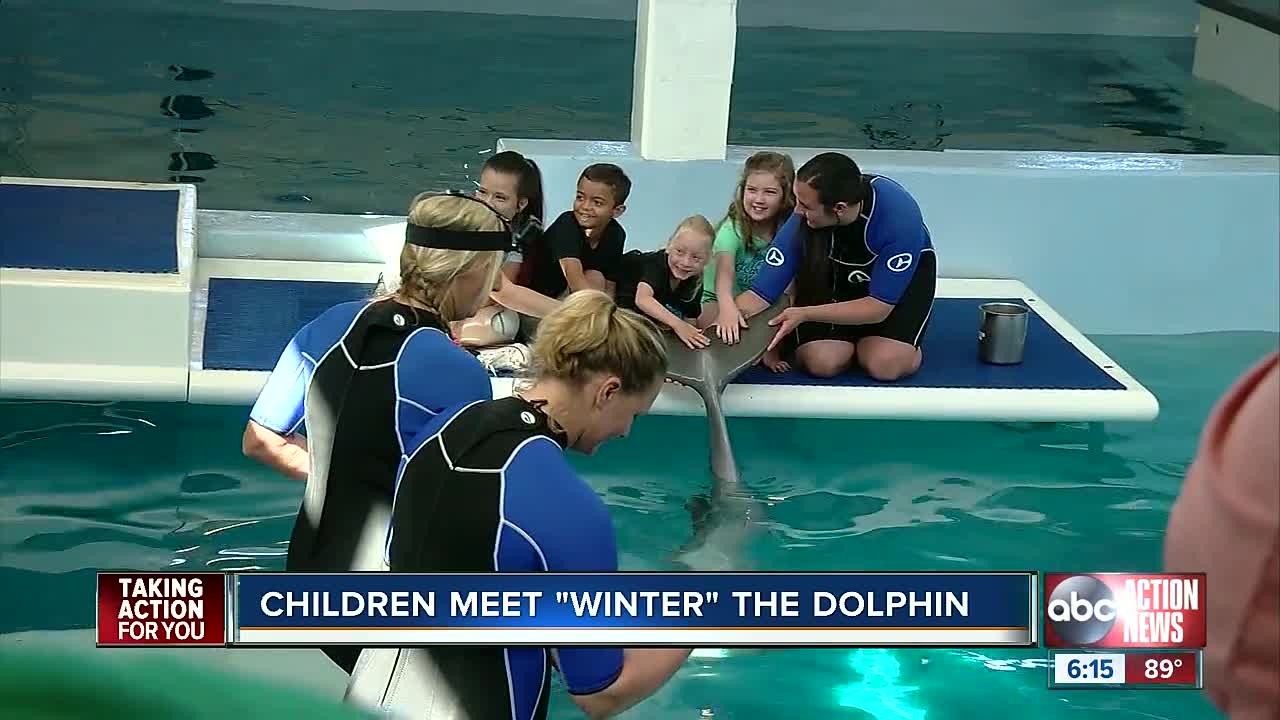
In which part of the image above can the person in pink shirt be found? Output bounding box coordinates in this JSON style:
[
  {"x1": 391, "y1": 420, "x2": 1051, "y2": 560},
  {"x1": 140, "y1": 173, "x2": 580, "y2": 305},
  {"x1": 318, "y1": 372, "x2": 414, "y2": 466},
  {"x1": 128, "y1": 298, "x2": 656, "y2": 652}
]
[{"x1": 1164, "y1": 350, "x2": 1279, "y2": 720}]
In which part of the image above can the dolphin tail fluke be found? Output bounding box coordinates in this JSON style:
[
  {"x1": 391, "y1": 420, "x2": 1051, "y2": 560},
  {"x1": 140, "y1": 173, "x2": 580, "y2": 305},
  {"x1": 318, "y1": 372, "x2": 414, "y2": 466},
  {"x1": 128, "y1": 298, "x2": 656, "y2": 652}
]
[
  {"x1": 661, "y1": 303, "x2": 787, "y2": 397},
  {"x1": 662, "y1": 301, "x2": 785, "y2": 489}
]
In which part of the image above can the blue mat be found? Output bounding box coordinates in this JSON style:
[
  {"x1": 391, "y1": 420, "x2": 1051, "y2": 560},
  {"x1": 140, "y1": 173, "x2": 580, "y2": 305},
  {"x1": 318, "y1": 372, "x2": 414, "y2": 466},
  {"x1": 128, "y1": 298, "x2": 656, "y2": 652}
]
[
  {"x1": 0, "y1": 184, "x2": 181, "y2": 273},
  {"x1": 735, "y1": 298, "x2": 1123, "y2": 390},
  {"x1": 202, "y1": 278, "x2": 1123, "y2": 392},
  {"x1": 203, "y1": 277, "x2": 376, "y2": 371}
]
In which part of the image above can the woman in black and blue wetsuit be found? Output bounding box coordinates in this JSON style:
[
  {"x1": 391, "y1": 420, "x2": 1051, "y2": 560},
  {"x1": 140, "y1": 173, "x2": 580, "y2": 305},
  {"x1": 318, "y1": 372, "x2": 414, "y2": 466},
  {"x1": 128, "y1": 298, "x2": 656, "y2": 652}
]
[
  {"x1": 241, "y1": 192, "x2": 516, "y2": 673},
  {"x1": 346, "y1": 289, "x2": 694, "y2": 720}
]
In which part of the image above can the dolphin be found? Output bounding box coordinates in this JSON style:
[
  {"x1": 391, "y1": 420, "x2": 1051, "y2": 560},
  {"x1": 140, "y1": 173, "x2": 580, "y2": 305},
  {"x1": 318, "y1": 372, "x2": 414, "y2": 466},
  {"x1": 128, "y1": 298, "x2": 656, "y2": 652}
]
[{"x1": 666, "y1": 302, "x2": 786, "y2": 572}]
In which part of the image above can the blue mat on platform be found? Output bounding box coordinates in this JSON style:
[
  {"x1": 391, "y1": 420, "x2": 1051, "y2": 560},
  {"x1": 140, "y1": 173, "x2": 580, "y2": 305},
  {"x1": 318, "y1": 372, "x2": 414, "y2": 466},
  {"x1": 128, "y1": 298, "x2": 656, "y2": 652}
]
[
  {"x1": 0, "y1": 184, "x2": 180, "y2": 273},
  {"x1": 203, "y1": 277, "x2": 376, "y2": 371},
  {"x1": 735, "y1": 297, "x2": 1123, "y2": 390},
  {"x1": 201, "y1": 278, "x2": 1124, "y2": 392}
]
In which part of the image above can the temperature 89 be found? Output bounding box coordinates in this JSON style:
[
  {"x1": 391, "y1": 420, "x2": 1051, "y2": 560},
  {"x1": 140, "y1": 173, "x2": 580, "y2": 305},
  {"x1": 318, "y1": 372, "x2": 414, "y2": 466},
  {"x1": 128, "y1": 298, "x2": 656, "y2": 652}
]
[
  {"x1": 1145, "y1": 657, "x2": 1182, "y2": 679},
  {"x1": 1124, "y1": 652, "x2": 1200, "y2": 687}
]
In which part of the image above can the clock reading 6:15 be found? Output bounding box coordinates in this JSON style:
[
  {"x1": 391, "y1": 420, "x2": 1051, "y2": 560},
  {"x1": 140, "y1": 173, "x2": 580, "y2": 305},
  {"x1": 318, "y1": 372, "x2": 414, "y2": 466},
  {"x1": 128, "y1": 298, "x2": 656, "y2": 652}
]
[{"x1": 1067, "y1": 657, "x2": 1115, "y2": 679}]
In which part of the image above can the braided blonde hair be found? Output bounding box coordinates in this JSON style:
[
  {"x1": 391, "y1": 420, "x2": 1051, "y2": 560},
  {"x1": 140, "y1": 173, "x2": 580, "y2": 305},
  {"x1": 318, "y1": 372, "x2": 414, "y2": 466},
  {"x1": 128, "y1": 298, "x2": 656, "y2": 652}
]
[{"x1": 382, "y1": 193, "x2": 506, "y2": 322}]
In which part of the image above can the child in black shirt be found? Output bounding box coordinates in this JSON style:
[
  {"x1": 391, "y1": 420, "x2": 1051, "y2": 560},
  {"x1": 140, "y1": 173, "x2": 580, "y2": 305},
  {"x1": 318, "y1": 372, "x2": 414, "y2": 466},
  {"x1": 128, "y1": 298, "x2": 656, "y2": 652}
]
[
  {"x1": 520, "y1": 163, "x2": 630, "y2": 300},
  {"x1": 617, "y1": 215, "x2": 716, "y2": 350}
]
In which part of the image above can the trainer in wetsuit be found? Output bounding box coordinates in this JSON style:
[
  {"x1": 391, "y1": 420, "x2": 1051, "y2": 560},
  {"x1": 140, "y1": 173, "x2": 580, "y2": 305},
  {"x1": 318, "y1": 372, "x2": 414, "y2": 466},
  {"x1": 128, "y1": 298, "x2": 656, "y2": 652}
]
[
  {"x1": 345, "y1": 290, "x2": 694, "y2": 720},
  {"x1": 241, "y1": 192, "x2": 514, "y2": 673},
  {"x1": 733, "y1": 152, "x2": 936, "y2": 381}
]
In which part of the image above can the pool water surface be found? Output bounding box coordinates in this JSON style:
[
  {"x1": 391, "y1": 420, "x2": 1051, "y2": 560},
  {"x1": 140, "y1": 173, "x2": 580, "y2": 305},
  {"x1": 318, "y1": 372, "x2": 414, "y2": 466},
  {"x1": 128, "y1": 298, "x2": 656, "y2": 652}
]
[{"x1": 2, "y1": 330, "x2": 1276, "y2": 718}]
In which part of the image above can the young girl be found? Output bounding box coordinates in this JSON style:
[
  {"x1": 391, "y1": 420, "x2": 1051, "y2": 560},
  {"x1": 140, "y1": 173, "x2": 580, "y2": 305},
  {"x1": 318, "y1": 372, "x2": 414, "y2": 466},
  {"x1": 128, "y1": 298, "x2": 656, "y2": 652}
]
[
  {"x1": 451, "y1": 150, "x2": 550, "y2": 366},
  {"x1": 473, "y1": 150, "x2": 545, "y2": 282},
  {"x1": 617, "y1": 215, "x2": 716, "y2": 350},
  {"x1": 705, "y1": 151, "x2": 796, "y2": 369}
]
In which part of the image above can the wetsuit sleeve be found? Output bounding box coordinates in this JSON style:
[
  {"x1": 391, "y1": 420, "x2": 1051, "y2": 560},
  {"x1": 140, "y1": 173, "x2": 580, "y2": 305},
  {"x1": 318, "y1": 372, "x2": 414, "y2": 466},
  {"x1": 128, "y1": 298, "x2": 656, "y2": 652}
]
[
  {"x1": 747, "y1": 213, "x2": 805, "y2": 304},
  {"x1": 502, "y1": 441, "x2": 624, "y2": 695},
  {"x1": 866, "y1": 195, "x2": 928, "y2": 306},
  {"x1": 546, "y1": 213, "x2": 582, "y2": 262},
  {"x1": 396, "y1": 331, "x2": 493, "y2": 449},
  {"x1": 403, "y1": 331, "x2": 493, "y2": 407},
  {"x1": 547, "y1": 501, "x2": 624, "y2": 695},
  {"x1": 248, "y1": 336, "x2": 314, "y2": 435},
  {"x1": 248, "y1": 301, "x2": 367, "y2": 435}
]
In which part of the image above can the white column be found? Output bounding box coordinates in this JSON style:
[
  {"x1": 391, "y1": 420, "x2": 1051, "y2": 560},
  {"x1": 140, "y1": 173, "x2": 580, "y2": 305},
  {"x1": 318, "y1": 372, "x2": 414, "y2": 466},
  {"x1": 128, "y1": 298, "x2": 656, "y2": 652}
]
[
  {"x1": 630, "y1": 0, "x2": 738, "y2": 161},
  {"x1": 1192, "y1": 6, "x2": 1280, "y2": 112}
]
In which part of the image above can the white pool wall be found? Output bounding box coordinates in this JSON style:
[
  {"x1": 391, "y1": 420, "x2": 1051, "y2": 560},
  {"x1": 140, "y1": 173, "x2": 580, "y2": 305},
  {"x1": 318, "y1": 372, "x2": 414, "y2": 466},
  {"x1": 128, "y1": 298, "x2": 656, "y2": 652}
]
[{"x1": 499, "y1": 138, "x2": 1280, "y2": 336}]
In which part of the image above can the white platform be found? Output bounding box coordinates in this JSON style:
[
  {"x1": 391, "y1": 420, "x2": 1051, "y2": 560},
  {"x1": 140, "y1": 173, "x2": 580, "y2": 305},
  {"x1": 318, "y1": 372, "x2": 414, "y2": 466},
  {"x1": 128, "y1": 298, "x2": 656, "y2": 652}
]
[
  {"x1": 0, "y1": 177, "x2": 198, "y2": 403},
  {"x1": 186, "y1": 241, "x2": 1159, "y2": 422},
  {"x1": 1, "y1": 177, "x2": 1164, "y2": 423},
  {"x1": 498, "y1": 278, "x2": 1162, "y2": 423}
]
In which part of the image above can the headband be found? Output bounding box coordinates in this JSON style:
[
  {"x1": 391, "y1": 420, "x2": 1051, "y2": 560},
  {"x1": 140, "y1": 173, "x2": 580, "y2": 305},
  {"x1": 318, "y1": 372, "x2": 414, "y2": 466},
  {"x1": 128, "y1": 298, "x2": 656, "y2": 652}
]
[{"x1": 403, "y1": 192, "x2": 515, "y2": 252}]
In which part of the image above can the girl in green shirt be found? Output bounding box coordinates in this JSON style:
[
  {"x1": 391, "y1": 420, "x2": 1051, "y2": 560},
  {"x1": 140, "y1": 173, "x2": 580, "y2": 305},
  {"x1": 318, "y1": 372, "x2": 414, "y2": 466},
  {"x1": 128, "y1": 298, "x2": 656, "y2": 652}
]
[{"x1": 703, "y1": 151, "x2": 796, "y2": 370}]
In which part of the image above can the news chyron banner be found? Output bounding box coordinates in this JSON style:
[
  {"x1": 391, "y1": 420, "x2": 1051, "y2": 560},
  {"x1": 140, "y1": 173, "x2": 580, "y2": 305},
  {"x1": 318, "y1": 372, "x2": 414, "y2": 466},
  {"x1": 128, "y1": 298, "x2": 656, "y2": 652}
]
[
  {"x1": 1043, "y1": 573, "x2": 1206, "y2": 649},
  {"x1": 97, "y1": 571, "x2": 1037, "y2": 648}
]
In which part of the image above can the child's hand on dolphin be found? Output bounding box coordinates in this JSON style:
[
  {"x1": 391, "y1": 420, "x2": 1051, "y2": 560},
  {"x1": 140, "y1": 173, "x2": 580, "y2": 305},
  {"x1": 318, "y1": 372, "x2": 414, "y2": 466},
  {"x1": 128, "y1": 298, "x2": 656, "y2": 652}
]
[
  {"x1": 715, "y1": 302, "x2": 748, "y2": 345},
  {"x1": 676, "y1": 322, "x2": 712, "y2": 350}
]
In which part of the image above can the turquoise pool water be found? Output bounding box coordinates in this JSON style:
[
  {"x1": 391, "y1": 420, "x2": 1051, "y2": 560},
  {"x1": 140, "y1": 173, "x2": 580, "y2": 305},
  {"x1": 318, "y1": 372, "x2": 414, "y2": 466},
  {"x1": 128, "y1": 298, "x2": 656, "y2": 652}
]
[{"x1": 3, "y1": 330, "x2": 1276, "y2": 718}]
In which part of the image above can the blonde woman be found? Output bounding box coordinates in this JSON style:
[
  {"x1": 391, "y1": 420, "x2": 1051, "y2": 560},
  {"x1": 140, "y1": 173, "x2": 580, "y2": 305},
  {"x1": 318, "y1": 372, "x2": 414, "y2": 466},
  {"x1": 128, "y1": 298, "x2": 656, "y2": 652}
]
[
  {"x1": 347, "y1": 290, "x2": 693, "y2": 720},
  {"x1": 242, "y1": 192, "x2": 510, "y2": 674}
]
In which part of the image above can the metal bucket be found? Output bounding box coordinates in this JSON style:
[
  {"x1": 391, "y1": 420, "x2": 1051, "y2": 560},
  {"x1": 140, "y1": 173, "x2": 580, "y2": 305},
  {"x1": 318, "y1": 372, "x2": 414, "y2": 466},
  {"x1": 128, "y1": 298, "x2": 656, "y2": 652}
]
[{"x1": 978, "y1": 302, "x2": 1029, "y2": 365}]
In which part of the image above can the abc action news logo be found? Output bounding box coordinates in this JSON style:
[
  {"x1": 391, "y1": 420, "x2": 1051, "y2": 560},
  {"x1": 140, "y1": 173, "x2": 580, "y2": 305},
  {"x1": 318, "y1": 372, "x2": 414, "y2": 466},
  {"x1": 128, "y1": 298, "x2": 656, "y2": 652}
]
[{"x1": 1043, "y1": 573, "x2": 1206, "y2": 649}]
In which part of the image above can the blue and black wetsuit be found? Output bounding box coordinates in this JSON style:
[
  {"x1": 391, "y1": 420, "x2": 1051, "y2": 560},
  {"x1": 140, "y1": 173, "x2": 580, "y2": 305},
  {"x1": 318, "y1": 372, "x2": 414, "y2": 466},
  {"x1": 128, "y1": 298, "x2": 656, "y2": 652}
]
[
  {"x1": 249, "y1": 297, "x2": 493, "y2": 671},
  {"x1": 346, "y1": 396, "x2": 622, "y2": 720},
  {"x1": 749, "y1": 174, "x2": 937, "y2": 348}
]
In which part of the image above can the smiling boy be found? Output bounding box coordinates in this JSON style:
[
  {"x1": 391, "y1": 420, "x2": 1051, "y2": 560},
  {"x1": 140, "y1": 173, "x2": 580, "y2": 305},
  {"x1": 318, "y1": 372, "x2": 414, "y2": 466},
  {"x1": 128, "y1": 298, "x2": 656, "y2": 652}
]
[{"x1": 522, "y1": 163, "x2": 631, "y2": 301}]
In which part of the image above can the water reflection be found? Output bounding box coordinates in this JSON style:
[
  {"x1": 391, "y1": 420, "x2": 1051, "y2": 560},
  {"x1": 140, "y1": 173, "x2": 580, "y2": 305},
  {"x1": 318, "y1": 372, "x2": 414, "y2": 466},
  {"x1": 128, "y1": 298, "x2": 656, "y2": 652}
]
[
  {"x1": 159, "y1": 94, "x2": 215, "y2": 121},
  {"x1": 170, "y1": 65, "x2": 214, "y2": 82},
  {"x1": 168, "y1": 150, "x2": 217, "y2": 172},
  {"x1": 0, "y1": 400, "x2": 157, "y2": 449},
  {"x1": 159, "y1": 64, "x2": 220, "y2": 184},
  {"x1": 2, "y1": 2, "x2": 1275, "y2": 216}
]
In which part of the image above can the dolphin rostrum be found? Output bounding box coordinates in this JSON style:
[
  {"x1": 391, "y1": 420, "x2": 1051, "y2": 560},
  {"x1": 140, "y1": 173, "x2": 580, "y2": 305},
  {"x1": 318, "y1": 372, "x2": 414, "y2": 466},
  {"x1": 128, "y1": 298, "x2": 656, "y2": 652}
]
[{"x1": 666, "y1": 302, "x2": 785, "y2": 572}]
